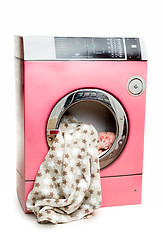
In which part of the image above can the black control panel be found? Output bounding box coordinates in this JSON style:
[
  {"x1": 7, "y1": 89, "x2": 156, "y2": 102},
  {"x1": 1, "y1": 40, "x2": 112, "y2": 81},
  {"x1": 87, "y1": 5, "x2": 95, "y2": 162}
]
[
  {"x1": 54, "y1": 37, "x2": 142, "y2": 60},
  {"x1": 55, "y1": 37, "x2": 125, "y2": 60}
]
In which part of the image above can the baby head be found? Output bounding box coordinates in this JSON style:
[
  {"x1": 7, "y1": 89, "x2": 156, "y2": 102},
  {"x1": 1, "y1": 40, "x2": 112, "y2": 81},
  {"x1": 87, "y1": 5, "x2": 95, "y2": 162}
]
[{"x1": 97, "y1": 132, "x2": 115, "y2": 153}]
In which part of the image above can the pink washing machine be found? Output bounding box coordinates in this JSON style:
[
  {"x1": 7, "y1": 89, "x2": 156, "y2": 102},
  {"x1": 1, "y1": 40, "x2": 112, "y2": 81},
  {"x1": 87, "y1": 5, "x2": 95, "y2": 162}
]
[{"x1": 14, "y1": 36, "x2": 147, "y2": 213}]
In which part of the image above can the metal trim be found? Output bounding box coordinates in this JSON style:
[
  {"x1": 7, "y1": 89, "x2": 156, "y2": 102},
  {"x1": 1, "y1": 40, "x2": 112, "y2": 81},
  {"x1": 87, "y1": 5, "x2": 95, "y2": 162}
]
[
  {"x1": 127, "y1": 75, "x2": 146, "y2": 97},
  {"x1": 139, "y1": 38, "x2": 148, "y2": 61}
]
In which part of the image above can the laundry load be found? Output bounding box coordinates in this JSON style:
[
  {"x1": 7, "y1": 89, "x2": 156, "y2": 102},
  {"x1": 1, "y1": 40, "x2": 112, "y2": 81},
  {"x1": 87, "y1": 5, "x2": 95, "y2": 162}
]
[{"x1": 26, "y1": 115, "x2": 102, "y2": 224}]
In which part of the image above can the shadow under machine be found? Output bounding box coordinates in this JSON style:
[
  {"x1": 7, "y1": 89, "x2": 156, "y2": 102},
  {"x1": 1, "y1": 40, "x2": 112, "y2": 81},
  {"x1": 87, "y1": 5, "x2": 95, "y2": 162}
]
[{"x1": 15, "y1": 36, "x2": 147, "y2": 213}]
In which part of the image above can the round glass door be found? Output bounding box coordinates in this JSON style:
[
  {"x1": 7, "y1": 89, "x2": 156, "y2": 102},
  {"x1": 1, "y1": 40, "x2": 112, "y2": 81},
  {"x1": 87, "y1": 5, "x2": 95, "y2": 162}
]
[{"x1": 46, "y1": 89, "x2": 128, "y2": 169}]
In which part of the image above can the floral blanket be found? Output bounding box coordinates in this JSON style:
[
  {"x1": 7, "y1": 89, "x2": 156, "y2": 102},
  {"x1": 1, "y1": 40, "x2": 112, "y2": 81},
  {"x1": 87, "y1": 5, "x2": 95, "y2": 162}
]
[{"x1": 26, "y1": 115, "x2": 101, "y2": 224}]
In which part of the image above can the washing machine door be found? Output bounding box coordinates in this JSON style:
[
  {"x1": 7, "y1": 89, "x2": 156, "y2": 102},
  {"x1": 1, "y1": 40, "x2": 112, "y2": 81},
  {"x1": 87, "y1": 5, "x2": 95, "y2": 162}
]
[{"x1": 46, "y1": 89, "x2": 128, "y2": 169}]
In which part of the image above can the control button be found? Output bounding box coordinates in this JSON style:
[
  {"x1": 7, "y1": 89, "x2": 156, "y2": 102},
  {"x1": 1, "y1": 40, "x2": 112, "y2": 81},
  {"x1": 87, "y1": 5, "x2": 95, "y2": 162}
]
[
  {"x1": 128, "y1": 79, "x2": 142, "y2": 95},
  {"x1": 127, "y1": 76, "x2": 145, "y2": 96},
  {"x1": 131, "y1": 44, "x2": 137, "y2": 48}
]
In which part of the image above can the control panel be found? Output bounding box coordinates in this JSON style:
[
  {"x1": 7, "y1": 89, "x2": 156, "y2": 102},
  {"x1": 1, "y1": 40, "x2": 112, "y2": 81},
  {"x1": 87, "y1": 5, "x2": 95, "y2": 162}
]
[
  {"x1": 14, "y1": 36, "x2": 147, "y2": 61},
  {"x1": 54, "y1": 37, "x2": 142, "y2": 60},
  {"x1": 55, "y1": 37, "x2": 125, "y2": 60}
]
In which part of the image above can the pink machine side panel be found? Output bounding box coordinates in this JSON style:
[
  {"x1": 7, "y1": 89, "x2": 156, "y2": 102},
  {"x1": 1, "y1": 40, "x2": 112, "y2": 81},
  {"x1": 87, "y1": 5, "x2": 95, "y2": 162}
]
[
  {"x1": 24, "y1": 61, "x2": 147, "y2": 181},
  {"x1": 15, "y1": 59, "x2": 25, "y2": 178}
]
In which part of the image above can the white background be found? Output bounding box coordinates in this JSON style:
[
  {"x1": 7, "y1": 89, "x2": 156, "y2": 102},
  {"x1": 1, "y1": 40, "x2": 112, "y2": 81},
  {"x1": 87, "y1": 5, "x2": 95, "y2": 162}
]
[{"x1": 0, "y1": 0, "x2": 163, "y2": 239}]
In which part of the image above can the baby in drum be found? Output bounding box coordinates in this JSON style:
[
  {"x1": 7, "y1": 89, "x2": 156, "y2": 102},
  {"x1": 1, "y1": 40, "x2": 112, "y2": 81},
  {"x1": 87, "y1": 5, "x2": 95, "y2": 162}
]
[{"x1": 97, "y1": 132, "x2": 116, "y2": 154}]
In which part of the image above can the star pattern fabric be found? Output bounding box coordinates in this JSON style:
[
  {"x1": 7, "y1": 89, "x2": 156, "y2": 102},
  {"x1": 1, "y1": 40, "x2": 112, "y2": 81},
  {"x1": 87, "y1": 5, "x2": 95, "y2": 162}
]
[{"x1": 26, "y1": 115, "x2": 102, "y2": 224}]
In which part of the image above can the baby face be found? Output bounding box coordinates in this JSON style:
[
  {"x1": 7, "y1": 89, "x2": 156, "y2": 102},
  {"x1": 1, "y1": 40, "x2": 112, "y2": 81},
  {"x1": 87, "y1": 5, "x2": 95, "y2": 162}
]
[{"x1": 98, "y1": 132, "x2": 116, "y2": 150}]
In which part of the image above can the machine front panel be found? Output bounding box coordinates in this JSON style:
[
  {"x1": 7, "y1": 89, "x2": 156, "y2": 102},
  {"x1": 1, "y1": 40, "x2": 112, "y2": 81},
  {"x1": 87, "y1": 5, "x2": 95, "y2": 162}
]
[{"x1": 24, "y1": 60, "x2": 147, "y2": 180}]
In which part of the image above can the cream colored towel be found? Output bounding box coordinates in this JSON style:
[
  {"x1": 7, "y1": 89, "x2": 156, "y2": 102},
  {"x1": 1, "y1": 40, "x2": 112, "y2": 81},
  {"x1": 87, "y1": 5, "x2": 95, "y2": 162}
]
[{"x1": 26, "y1": 115, "x2": 101, "y2": 224}]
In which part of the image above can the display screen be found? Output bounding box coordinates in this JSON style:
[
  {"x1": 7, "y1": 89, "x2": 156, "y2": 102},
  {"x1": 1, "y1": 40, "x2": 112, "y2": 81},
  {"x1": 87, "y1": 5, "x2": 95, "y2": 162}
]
[{"x1": 54, "y1": 37, "x2": 125, "y2": 59}]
